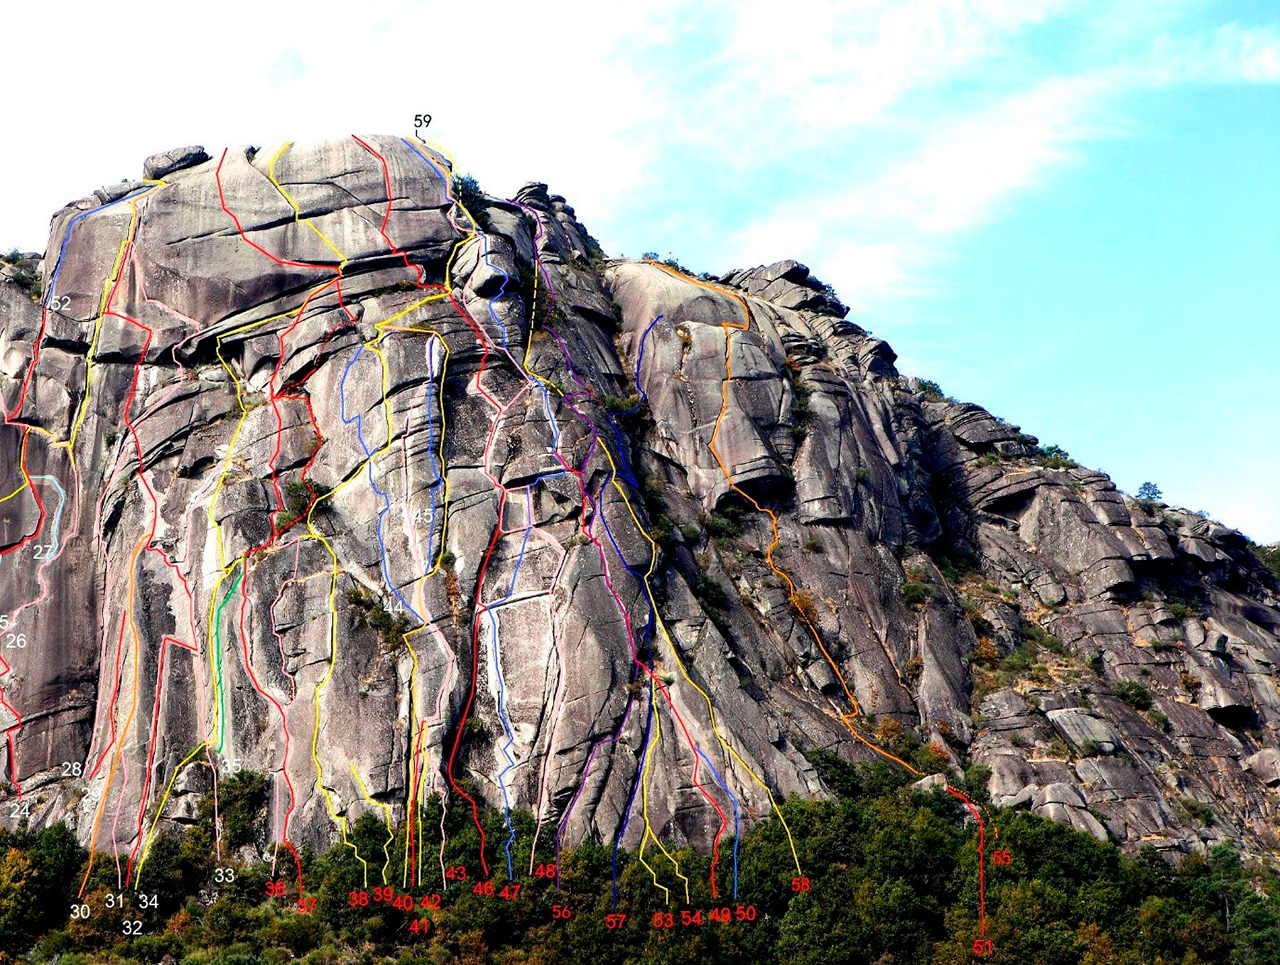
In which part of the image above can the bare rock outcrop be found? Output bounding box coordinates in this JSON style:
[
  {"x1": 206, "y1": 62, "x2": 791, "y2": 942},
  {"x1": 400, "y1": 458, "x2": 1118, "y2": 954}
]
[{"x1": 1, "y1": 137, "x2": 1278, "y2": 873}]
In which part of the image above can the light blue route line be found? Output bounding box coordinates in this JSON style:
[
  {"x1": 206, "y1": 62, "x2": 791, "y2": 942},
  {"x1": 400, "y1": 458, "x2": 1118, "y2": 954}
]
[
  {"x1": 29, "y1": 476, "x2": 67, "y2": 556},
  {"x1": 484, "y1": 486, "x2": 535, "y2": 879},
  {"x1": 339, "y1": 345, "x2": 422, "y2": 622},
  {"x1": 404, "y1": 141, "x2": 580, "y2": 875},
  {"x1": 406, "y1": 147, "x2": 737, "y2": 895}
]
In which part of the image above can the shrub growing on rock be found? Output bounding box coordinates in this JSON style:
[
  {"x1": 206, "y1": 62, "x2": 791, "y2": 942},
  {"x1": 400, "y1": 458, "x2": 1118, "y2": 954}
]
[{"x1": 1115, "y1": 680, "x2": 1154, "y2": 711}]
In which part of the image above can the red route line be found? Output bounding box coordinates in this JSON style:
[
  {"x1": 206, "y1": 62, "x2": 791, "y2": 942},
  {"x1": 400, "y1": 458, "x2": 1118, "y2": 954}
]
[
  {"x1": 441, "y1": 284, "x2": 500, "y2": 881},
  {"x1": 556, "y1": 442, "x2": 731, "y2": 896},
  {"x1": 88, "y1": 613, "x2": 130, "y2": 780},
  {"x1": 212, "y1": 146, "x2": 372, "y2": 894},
  {"x1": 947, "y1": 787, "x2": 987, "y2": 937},
  {"x1": 58, "y1": 192, "x2": 204, "y2": 886},
  {"x1": 220, "y1": 139, "x2": 448, "y2": 890},
  {"x1": 126, "y1": 632, "x2": 198, "y2": 882},
  {"x1": 0, "y1": 432, "x2": 47, "y2": 561},
  {"x1": 520, "y1": 222, "x2": 730, "y2": 894},
  {"x1": 350, "y1": 135, "x2": 434, "y2": 885},
  {"x1": 364, "y1": 136, "x2": 731, "y2": 889},
  {"x1": 349, "y1": 133, "x2": 499, "y2": 880},
  {"x1": 650, "y1": 260, "x2": 988, "y2": 930},
  {"x1": 3, "y1": 256, "x2": 58, "y2": 573}
]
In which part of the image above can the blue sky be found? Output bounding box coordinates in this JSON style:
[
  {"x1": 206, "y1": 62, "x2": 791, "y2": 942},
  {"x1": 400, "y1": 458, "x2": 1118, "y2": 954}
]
[{"x1": 2, "y1": 0, "x2": 1277, "y2": 539}]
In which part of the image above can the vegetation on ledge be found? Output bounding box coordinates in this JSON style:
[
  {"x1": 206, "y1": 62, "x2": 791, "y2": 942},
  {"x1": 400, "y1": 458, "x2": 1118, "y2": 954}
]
[{"x1": 2, "y1": 759, "x2": 1279, "y2": 964}]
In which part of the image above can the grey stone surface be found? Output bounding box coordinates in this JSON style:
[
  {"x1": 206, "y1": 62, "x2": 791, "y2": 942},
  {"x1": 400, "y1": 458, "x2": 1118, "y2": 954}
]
[
  {"x1": 142, "y1": 145, "x2": 210, "y2": 180},
  {"x1": 1, "y1": 137, "x2": 1278, "y2": 869}
]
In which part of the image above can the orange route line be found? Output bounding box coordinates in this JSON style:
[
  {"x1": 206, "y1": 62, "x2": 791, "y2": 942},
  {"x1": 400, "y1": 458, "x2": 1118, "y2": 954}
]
[{"x1": 648, "y1": 259, "x2": 989, "y2": 935}]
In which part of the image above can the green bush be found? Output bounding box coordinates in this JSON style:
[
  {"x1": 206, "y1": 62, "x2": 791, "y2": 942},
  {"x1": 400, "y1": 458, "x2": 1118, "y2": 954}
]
[
  {"x1": 929, "y1": 540, "x2": 981, "y2": 583},
  {"x1": 1000, "y1": 640, "x2": 1039, "y2": 673},
  {"x1": 694, "y1": 573, "x2": 729, "y2": 610},
  {"x1": 705, "y1": 506, "x2": 744, "y2": 541},
  {"x1": 453, "y1": 173, "x2": 490, "y2": 231},
  {"x1": 916, "y1": 379, "x2": 954, "y2": 403},
  {"x1": 1034, "y1": 444, "x2": 1079, "y2": 470},
  {"x1": 599, "y1": 392, "x2": 641, "y2": 413},
  {"x1": 1178, "y1": 796, "x2": 1216, "y2": 826},
  {"x1": 1115, "y1": 680, "x2": 1154, "y2": 711},
  {"x1": 1250, "y1": 541, "x2": 1280, "y2": 579},
  {"x1": 902, "y1": 581, "x2": 932, "y2": 606},
  {"x1": 278, "y1": 479, "x2": 332, "y2": 528},
  {"x1": 1020, "y1": 620, "x2": 1067, "y2": 655}
]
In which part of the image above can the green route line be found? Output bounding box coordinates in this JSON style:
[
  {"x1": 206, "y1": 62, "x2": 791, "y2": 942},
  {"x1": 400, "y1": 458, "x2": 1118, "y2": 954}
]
[{"x1": 212, "y1": 564, "x2": 244, "y2": 755}]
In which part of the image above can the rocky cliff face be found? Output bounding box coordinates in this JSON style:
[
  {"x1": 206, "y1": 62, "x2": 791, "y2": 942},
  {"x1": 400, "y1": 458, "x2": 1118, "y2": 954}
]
[{"x1": 2, "y1": 137, "x2": 1278, "y2": 878}]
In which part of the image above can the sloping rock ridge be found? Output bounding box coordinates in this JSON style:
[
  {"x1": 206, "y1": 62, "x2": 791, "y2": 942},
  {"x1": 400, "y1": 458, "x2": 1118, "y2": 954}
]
[{"x1": 1, "y1": 137, "x2": 1277, "y2": 870}]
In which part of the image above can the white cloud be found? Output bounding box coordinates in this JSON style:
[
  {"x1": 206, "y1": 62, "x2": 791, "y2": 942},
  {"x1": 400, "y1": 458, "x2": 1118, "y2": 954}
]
[
  {"x1": 853, "y1": 75, "x2": 1111, "y2": 235},
  {"x1": 711, "y1": 0, "x2": 1079, "y2": 130},
  {"x1": 0, "y1": 0, "x2": 1274, "y2": 532},
  {"x1": 696, "y1": 11, "x2": 1280, "y2": 315}
]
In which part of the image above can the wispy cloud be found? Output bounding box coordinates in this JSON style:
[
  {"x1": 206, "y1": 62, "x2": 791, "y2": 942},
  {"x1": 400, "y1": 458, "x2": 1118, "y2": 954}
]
[{"x1": 610, "y1": 3, "x2": 1280, "y2": 311}]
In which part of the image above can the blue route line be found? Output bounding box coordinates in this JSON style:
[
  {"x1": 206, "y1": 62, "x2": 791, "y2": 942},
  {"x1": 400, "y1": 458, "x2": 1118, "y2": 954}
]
[
  {"x1": 45, "y1": 188, "x2": 151, "y2": 308},
  {"x1": 404, "y1": 140, "x2": 578, "y2": 875},
  {"x1": 339, "y1": 345, "x2": 422, "y2": 622},
  {"x1": 597, "y1": 313, "x2": 742, "y2": 901},
  {"x1": 401, "y1": 148, "x2": 738, "y2": 898},
  {"x1": 485, "y1": 487, "x2": 535, "y2": 879},
  {"x1": 584, "y1": 312, "x2": 664, "y2": 490}
]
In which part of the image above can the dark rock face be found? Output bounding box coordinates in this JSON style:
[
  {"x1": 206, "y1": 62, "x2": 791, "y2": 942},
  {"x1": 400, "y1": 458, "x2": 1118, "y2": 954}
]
[
  {"x1": 1, "y1": 136, "x2": 1277, "y2": 870},
  {"x1": 142, "y1": 145, "x2": 211, "y2": 181}
]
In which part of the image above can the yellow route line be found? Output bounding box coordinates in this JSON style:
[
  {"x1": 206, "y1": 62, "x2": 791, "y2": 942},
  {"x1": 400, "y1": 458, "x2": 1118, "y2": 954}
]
[
  {"x1": 396, "y1": 330, "x2": 451, "y2": 888},
  {"x1": 64, "y1": 180, "x2": 165, "y2": 459},
  {"x1": 636, "y1": 677, "x2": 676, "y2": 904},
  {"x1": 268, "y1": 143, "x2": 378, "y2": 879},
  {"x1": 133, "y1": 142, "x2": 456, "y2": 881},
  {"x1": 350, "y1": 763, "x2": 396, "y2": 885},
  {"x1": 79, "y1": 531, "x2": 148, "y2": 894},
  {"x1": 135, "y1": 742, "x2": 211, "y2": 878},
  {"x1": 0, "y1": 462, "x2": 28, "y2": 507},
  {"x1": 272, "y1": 142, "x2": 468, "y2": 883},
  {"x1": 419, "y1": 141, "x2": 698, "y2": 894},
  {"x1": 270, "y1": 142, "x2": 349, "y2": 267},
  {"x1": 515, "y1": 257, "x2": 690, "y2": 897},
  {"x1": 142, "y1": 145, "x2": 364, "y2": 871},
  {"x1": 648, "y1": 261, "x2": 927, "y2": 778},
  {"x1": 518, "y1": 226, "x2": 803, "y2": 884}
]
